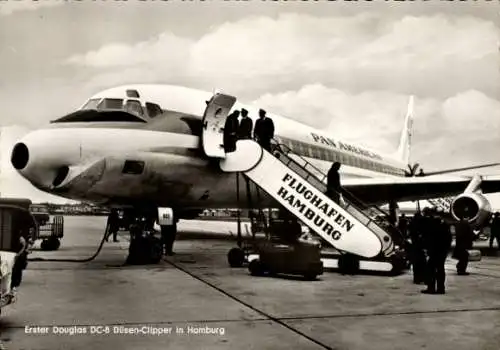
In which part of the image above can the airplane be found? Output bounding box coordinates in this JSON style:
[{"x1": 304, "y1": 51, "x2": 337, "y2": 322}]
[{"x1": 9, "y1": 84, "x2": 500, "y2": 263}]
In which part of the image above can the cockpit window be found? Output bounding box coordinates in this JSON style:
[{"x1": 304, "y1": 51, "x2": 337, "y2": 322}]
[
  {"x1": 51, "y1": 110, "x2": 147, "y2": 123},
  {"x1": 81, "y1": 98, "x2": 101, "y2": 110},
  {"x1": 98, "y1": 98, "x2": 124, "y2": 110},
  {"x1": 145, "y1": 102, "x2": 163, "y2": 118},
  {"x1": 126, "y1": 89, "x2": 140, "y2": 98},
  {"x1": 124, "y1": 100, "x2": 144, "y2": 117}
]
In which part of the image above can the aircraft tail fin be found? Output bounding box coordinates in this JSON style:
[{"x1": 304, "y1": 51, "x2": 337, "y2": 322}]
[{"x1": 394, "y1": 95, "x2": 414, "y2": 165}]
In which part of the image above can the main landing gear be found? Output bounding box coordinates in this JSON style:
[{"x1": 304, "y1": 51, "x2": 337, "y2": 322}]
[{"x1": 228, "y1": 247, "x2": 246, "y2": 267}]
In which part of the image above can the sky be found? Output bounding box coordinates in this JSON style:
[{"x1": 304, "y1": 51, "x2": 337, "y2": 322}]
[{"x1": 0, "y1": 1, "x2": 499, "y2": 206}]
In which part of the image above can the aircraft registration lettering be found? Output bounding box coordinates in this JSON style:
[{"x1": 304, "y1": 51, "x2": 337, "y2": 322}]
[{"x1": 276, "y1": 173, "x2": 356, "y2": 241}]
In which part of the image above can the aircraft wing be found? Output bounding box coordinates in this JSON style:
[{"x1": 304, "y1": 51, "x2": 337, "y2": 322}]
[{"x1": 343, "y1": 175, "x2": 500, "y2": 205}]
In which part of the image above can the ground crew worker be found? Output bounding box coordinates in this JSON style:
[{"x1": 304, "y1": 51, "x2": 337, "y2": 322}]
[
  {"x1": 326, "y1": 162, "x2": 342, "y2": 204},
  {"x1": 421, "y1": 216, "x2": 452, "y2": 294},
  {"x1": 238, "y1": 108, "x2": 253, "y2": 139},
  {"x1": 224, "y1": 110, "x2": 240, "y2": 152},
  {"x1": 253, "y1": 109, "x2": 275, "y2": 151},
  {"x1": 454, "y1": 218, "x2": 473, "y2": 275},
  {"x1": 105, "y1": 208, "x2": 120, "y2": 242},
  {"x1": 398, "y1": 214, "x2": 409, "y2": 238},
  {"x1": 490, "y1": 212, "x2": 500, "y2": 249},
  {"x1": 161, "y1": 217, "x2": 177, "y2": 256},
  {"x1": 408, "y1": 212, "x2": 426, "y2": 284},
  {"x1": 11, "y1": 233, "x2": 28, "y2": 292}
]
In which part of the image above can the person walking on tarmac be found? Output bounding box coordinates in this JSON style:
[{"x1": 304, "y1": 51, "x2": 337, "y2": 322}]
[
  {"x1": 238, "y1": 108, "x2": 253, "y2": 140},
  {"x1": 454, "y1": 218, "x2": 474, "y2": 275},
  {"x1": 326, "y1": 162, "x2": 342, "y2": 204},
  {"x1": 11, "y1": 233, "x2": 28, "y2": 292},
  {"x1": 224, "y1": 110, "x2": 240, "y2": 153},
  {"x1": 160, "y1": 216, "x2": 177, "y2": 256},
  {"x1": 254, "y1": 109, "x2": 275, "y2": 151},
  {"x1": 489, "y1": 212, "x2": 500, "y2": 249},
  {"x1": 408, "y1": 212, "x2": 427, "y2": 284},
  {"x1": 105, "y1": 208, "x2": 120, "y2": 242},
  {"x1": 421, "y1": 216, "x2": 452, "y2": 294}
]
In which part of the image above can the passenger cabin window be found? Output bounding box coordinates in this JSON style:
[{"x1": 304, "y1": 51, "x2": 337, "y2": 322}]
[
  {"x1": 125, "y1": 100, "x2": 144, "y2": 117},
  {"x1": 81, "y1": 98, "x2": 101, "y2": 110},
  {"x1": 145, "y1": 102, "x2": 163, "y2": 118},
  {"x1": 97, "y1": 98, "x2": 124, "y2": 110}
]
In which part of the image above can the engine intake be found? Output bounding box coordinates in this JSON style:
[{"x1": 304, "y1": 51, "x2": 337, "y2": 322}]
[{"x1": 451, "y1": 192, "x2": 491, "y2": 226}]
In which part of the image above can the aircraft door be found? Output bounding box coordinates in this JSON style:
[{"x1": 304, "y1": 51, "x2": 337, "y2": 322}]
[{"x1": 201, "y1": 93, "x2": 237, "y2": 158}]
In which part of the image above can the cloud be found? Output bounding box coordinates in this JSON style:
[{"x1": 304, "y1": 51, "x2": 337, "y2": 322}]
[
  {"x1": 0, "y1": 1, "x2": 64, "y2": 16},
  {"x1": 65, "y1": 13, "x2": 498, "y2": 98},
  {"x1": 65, "y1": 32, "x2": 192, "y2": 70}
]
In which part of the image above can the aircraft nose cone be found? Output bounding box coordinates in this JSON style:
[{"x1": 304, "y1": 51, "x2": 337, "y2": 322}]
[
  {"x1": 11, "y1": 142, "x2": 29, "y2": 170},
  {"x1": 10, "y1": 129, "x2": 82, "y2": 190}
]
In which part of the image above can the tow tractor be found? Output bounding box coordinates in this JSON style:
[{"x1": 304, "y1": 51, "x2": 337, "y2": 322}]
[
  {"x1": 225, "y1": 173, "x2": 323, "y2": 280},
  {"x1": 29, "y1": 203, "x2": 64, "y2": 251},
  {"x1": 248, "y1": 210, "x2": 323, "y2": 280},
  {"x1": 0, "y1": 198, "x2": 37, "y2": 316}
]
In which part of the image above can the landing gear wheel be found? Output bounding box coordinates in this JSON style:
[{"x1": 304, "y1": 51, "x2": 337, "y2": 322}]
[
  {"x1": 149, "y1": 238, "x2": 163, "y2": 264},
  {"x1": 248, "y1": 259, "x2": 264, "y2": 276},
  {"x1": 40, "y1": 239, "x2": 49, "y2": 251},
  {"x1": 304, "y1": 273, "x2": 317, "y2": 281},
  {"x1": 227, "y1": 247, "x2": 245, "y2": 267},
  {"x1": 40, "y1": 238, "x2": 60, "y2": 251},
  {"x1": 338, "y1": 254, "x2": 360, "y2": 275},
  {"x1": 50, "y1": 238, "x2": 61, "y2": 250},
  {"x1": 389, "y1": 254, "x2": 407, "y2": 276}
]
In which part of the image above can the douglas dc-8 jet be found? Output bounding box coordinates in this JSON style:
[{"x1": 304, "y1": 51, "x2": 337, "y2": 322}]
[{"x1": 9, "y1": 84, "x2": 500, "y2": 265}]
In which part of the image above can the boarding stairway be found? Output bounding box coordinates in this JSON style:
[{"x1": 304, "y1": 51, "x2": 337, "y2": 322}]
[
  {"x1": 201, "y1": 92, "x2": 407, "y2": 273},
  {"x1": 219, "y1": 139, "x2": 407, "y2": 273}
]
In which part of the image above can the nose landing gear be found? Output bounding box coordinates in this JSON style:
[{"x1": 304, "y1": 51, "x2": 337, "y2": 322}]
[{"x1": 124, "y1": 207, "x2": 177, "y2": 265}]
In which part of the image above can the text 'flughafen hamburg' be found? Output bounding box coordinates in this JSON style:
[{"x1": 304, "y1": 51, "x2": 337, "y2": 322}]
[{"x1": 277, "y1": 173, "x2": 355, "y2": 240}]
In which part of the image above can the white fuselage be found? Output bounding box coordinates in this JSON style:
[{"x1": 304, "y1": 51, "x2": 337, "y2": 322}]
[{"x1": 11, "y1": 84, "x2": 408, "y2": 210}]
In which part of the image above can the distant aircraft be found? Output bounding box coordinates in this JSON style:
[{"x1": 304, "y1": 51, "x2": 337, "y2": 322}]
[{"x1": 9, "y1": 84, "x2": 500, "y2": 264}]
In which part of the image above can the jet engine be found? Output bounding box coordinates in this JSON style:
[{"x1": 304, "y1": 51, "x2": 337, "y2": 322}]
[{"x1": 451, "y1": 192, "x2": 492, "y2": 227}]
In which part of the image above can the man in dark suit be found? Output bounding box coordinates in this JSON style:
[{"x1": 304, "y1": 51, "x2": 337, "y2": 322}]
[
  {"x1": 422, "y1": 215, "x2": 452, "y2": 294},
  {"x1": 454, "y1": 218, "x2": 473, "y2": 275},
  {"x1": 489, "y1": 212, "x2": 500, "y2": 249},
  {"x1": 253, "y1": 109, "x2": 275, "y2": 151},
  {"x1": 238, "y1": 108, "x2": 253, "y2": 139},
  {"x1": 408, "y1": 212, "x2": 427, "y2": 284},
  {"x1": 326, "y1": 162, "x2": 342, "y2": 204}
]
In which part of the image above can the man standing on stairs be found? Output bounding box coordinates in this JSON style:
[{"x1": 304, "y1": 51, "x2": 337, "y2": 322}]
[
  {"x1": 238, "y1": 108, "x2": 253, "y2": 140},
  {"x1": 254, "y1": 109, "x2": 275, "y2": 152},
  {"x1": 326, "y1": 162, "x2": 342, "y2": 204},
  {"x1": 224, "y1": 110, "x2": 240, "y2": 153}
]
